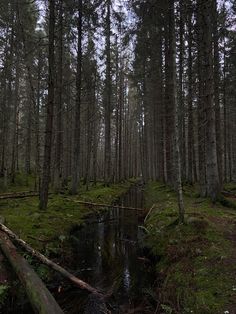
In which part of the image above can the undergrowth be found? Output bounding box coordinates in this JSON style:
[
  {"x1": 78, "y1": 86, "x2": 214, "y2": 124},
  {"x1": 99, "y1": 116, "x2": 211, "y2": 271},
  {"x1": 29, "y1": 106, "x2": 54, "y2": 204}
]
[
  {"x1": 144, "y1": 181, "x2": 236, "y2": 314},
  {"x1": 0, "y1": 178, "x2": 134, "y2": 251}
]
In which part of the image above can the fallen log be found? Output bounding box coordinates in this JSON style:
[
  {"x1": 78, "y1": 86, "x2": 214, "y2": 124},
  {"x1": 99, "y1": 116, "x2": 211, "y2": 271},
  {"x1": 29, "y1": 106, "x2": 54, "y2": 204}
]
[
  {"x1": 0, "y1": 191, "x2": 39, "y2": 200},
  {"x1": 0, "y1": 222, "x2": 100, "y2": 295},
  {"x1": 222, "y1": 190, "x2": 236, "y2": 199},
  {"x1": 0, "y1": 191, "x2": 35, "y2": 196},
  {"x1": 72, "y1": 200, "x2": 145, "y2": 212},
  {"x1": 0, "y1": 191, "x2": 54, "y2": 200},
  {"x1": 0, "y1": 231, "x2": 64, "y2": 314}
]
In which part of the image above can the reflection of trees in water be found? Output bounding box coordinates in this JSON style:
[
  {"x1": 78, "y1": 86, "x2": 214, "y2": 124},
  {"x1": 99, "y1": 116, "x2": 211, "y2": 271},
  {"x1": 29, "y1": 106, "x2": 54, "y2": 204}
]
[{"x1": 68, "y1": 186, "x2": 154, "y2": 311}]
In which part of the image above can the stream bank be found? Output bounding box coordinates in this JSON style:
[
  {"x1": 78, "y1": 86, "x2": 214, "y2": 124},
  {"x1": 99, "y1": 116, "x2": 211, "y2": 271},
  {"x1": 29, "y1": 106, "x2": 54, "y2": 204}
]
[
  {"x1": 56, "y1": 183, "x2": 156, "y2": 313},
  {"x1": 144, "y1": 181, "x2": 236, "y2": 314},
  {"x1": 0, "y1": 180, "x2": 137, "y2": 313}
]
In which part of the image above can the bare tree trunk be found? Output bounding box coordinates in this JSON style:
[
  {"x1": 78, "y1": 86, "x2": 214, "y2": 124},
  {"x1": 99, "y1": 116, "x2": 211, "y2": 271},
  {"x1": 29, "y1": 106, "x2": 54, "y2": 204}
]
[
  {"x1": 213, "y1": 0, "x2": 223, "y2": 186},
  {"x1": 54, "y1": 0, "x2": 64, "y2": 192},
  {"x1": 17, "y1": 1, "x2": 37, "y2": 176},
  {"x1": 118, "y1": 63, "x2": 124, "y2": 182},
  {"x1": 104, "y1": 0, "x2": 112, "y2": 185},
  {"x1": 197, "y1": 0, "x2": 207, "y2": 197},
  {"x1": 71, "y1": 0, "x2": 82, "y2": 194},
  {"x1": 169, "y1": 0, "x2": 185, "y2": 223},
  {"x1": 223, "y1": 42, "x2": 228, "y2": 182},
  {"x1": 187, "y1": 0, "x2": 194, "y2": 184},
  {"x1": 164, "y1": 12, "x2": 175, "y2": 185},
  {"x1": 178, "y1": 0, "x2": 186, "y2": 181},
  {"x1": 39, "y1": 0, "x2": 55, "y2": 209},
  {"x1": 200, "y1": 0, "x2": 220, "y2": 201},
  {"x1": 35, "y1": 40, "x2": 42, "y2": 191},
  {"x1": 0, "y1": 10, "x2": 14, "y2": 178},
  {"x1": 11, "y1": 44, "x2": 20, "y2": 184}
]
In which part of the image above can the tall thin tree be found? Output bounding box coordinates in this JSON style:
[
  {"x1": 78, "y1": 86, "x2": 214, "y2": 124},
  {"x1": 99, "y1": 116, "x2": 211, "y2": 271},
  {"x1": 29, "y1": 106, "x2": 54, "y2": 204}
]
[
  {"x1": 71, "y1": 0, "x2": 83, "y2": 194},
  {"x1": 39, "y1": 0, "x2": 55, "y2": 209}
]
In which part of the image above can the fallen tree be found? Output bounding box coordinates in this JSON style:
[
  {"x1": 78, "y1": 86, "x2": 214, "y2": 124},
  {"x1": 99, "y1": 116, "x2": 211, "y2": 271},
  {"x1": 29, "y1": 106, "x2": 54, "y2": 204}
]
[
  {"x1": 0, "y1": 191, "x2": 39, "y2": 200},
  {"x1": 0, "y1": 222, "x2": 101, "y2": 295},
  {"x1": 222, "y1": 190, "x2": 236, "y2": 199},
  {"x1": 0, "y1": 231, "x2": 64, "y2": 314},
  {"x1": 71, "y1": 200, "x2": 145, "y2": 211},
  {"x1": 0, "y1": 191, "x2": 54, "y2": 200}
]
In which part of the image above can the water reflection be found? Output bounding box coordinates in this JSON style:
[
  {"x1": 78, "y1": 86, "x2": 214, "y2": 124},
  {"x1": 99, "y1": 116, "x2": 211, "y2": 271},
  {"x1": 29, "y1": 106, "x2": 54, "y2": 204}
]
[
  {"x1": 70, "y1": 185, "x2": 154, "y2": 312},
  {"x1": 3, "y1": 185, "x2": 154, "y2": 314}
]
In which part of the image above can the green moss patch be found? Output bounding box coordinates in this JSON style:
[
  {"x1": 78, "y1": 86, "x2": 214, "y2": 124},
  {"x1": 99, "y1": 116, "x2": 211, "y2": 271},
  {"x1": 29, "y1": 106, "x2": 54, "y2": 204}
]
[
  {"x1": 144, "y1": 182, "x2": 236, "y2": 314},
  {"x1": 0, "y1": 180, "x2": 133, "y2": 251}
]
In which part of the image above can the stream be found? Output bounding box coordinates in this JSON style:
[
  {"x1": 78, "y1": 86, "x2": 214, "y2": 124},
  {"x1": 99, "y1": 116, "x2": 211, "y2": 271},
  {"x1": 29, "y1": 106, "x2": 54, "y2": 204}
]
[
  {"x1": 60, "y1": 184, "x2": 156, "y2": 313},
  {"x1": 5, "y1": 184, "x2": 156, "y2": 313}
]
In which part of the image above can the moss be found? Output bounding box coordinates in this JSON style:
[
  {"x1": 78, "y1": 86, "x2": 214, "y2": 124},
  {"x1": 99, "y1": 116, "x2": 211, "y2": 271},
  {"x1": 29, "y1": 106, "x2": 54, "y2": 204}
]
[
  {"x1": 79, "y1": 181, "x2": 132, "y2": 203},
  {"x1": 0, "y1": 180, "x2": 134, "y2": 251},
  {"x1": 144, "y1": 181, "x2": 236, "y2": 314},
  {"x1": 224, "y1": 182, "x2": 236, "y2": 192},
  {"x1": 0, "y1": 178, "x2": 134, "y2": 309}
]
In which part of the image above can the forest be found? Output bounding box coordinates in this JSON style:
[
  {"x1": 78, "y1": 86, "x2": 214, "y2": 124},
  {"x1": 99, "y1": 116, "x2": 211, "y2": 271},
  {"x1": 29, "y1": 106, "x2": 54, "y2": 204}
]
[{"x1": 0, "y1": 0, "x2": 236, "y2": 313}]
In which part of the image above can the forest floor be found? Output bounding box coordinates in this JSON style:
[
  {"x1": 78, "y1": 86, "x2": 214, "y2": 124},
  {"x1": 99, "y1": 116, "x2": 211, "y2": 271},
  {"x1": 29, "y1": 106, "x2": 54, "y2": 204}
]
[
  {"x1": 0, "y1": 175, "x2": 236, "y2": 313},
  {"x1": 144, "y1": 182, "x2": 236, "y2": 314},
  {"x1": 0, "y1": 174, "x2": 135, "y2": 308}
]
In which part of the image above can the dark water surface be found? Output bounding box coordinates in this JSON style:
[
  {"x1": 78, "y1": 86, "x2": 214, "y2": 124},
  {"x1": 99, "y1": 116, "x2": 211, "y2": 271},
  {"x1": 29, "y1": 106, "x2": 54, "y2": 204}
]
[
  {"x1": 60, "y1": 184, "x2": 155, "y2": 313},
  {"x1": 4, "y1": 184, "x2": 156, "y2": 313}
]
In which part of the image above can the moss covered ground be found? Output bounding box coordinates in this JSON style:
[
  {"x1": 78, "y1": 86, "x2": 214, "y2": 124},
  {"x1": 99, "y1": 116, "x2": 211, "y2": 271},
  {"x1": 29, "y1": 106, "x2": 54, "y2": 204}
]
[
  {"x1": 0, "y1": 175, "x2": 135, "y2": 307},
  {"x1": 144, "y1": 182, "x2": 236, "y2": 314},
  {"x1": 0, "y1": 176, "x2": 134, "y2": 250}
]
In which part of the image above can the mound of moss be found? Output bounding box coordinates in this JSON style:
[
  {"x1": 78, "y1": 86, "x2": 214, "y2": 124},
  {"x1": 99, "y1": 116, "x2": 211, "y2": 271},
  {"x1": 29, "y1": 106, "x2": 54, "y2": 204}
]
[{"x1": 144, "y1": 182, "x2": 236, "y2": 314}]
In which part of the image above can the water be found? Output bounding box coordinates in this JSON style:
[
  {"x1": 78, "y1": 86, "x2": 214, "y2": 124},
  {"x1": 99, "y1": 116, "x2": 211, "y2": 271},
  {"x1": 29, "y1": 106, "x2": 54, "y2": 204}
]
[
  {"x1": 3, "y1": 184, "x2": 156, "y2": 313},
  {"x1": 61, "y1": 184, "x2": 156, "y2": 313}
]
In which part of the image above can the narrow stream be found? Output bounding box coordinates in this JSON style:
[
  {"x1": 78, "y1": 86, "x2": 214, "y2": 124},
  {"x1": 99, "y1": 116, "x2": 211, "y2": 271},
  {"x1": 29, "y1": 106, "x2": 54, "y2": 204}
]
[
  {"x1": 60, "y1": 184, "x2": 156, "y2": 313},
  {"x1": 4, "y1": 184, "x2": 156, "y2": 313}
]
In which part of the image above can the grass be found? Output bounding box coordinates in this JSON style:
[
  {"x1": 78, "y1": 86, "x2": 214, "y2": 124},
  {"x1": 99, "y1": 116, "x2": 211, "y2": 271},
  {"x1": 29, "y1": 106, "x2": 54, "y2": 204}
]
[{"x1": 144, "y1": 181, "x2": 236, "y2": 314}]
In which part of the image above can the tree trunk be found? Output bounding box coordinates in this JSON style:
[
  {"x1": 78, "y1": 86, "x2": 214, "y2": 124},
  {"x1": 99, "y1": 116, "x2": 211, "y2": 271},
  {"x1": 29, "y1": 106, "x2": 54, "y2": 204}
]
[
  {"x1": 104, "y1": 0, "x2": 112, "y2": 185},
  {"x1": 197, "y1": 0, "x2": 207, "y2": 197},
  {"x1": 213, "y1": 0, "x2": 223, "y2": 186},
  {"x1": 169, "y1": 0, "x2": 185, "y2": 223},
  {"x1": 187, "y1": 0, "x2": 194, "y2": 184},
  {"x1": 201, "y1": 0, "x2": 220, "y2": 201},
  {"x1": 54, "y1": 0, "x2": 64, "y2": 192},
  {"x1": 0, "y1": 223, "x2": 101, "y2": 295},
  {"x1": 71, "y1": 0, "x2": 83, "y2": 194},
  {"x1": 0, "y1": 231, "x2": 63, "y2": 314},
  {"x1": 39, "y1": 0, "x2": 55, "y2": 209}
]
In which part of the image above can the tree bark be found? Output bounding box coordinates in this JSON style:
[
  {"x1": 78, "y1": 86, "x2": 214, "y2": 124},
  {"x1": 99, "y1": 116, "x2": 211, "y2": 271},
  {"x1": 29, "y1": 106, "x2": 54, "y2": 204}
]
[
  {"x1": 104, "y1": 0, "x2": 112, "y2": 185},
  {"x1": 200, "y1": 0, "x2": 220, "y2": 201},
  {"x1": 71, "y1": 0, "x2": 83, "y2": 194},
  {"x1": 39, "y1": 0, "x2": 55, "y2": 209},
  {"x1": 54, "y1": 0, "x2": 64, "y2": 191},
  {"x1": 0, "y1": 223, "x2": 101, "y2": 295},
  {"x1": 0, "y1": 231, "x2": 64, "y2": 314},
  {"x1": 169, "y1": 0, "x2": 185, "y2": 223},
  {"x1": 187, "y1": 0, "x2": 194, "y2": 184}
]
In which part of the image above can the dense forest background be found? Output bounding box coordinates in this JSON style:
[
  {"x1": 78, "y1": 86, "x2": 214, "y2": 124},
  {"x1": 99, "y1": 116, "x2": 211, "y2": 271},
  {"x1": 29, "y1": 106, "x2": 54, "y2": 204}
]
[{"x1": 0, "y1": 0, "x2": 235, "y2": 208}]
